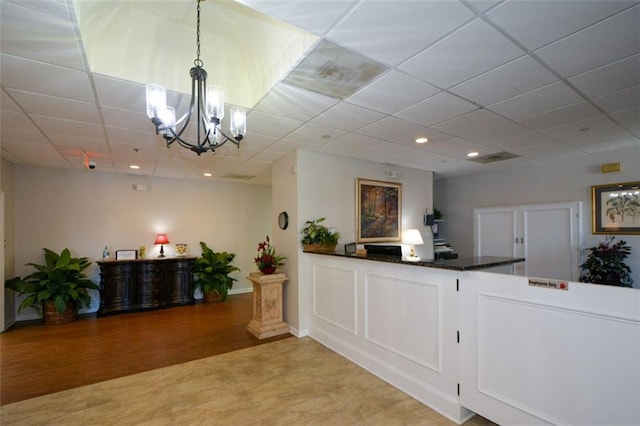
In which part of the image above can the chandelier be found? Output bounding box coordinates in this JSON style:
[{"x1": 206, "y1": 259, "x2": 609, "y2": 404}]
[{"x1": 145, "y1": 0, "x2": 247, "y2": 155}]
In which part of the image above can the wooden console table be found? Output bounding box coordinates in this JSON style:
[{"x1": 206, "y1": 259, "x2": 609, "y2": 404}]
[
  {"x1": 247, "y1": 272, "x2": 289, "y2": 339},
  {"x1": 97, "y1": 257, "x2": 195, "y2": 315}
]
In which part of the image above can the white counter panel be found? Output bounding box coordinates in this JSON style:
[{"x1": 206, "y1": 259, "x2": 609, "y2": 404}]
[
  {"x1": 306, "y1": 254, "x2": 473, "y2": 424},
  {"x1": 364, "y1": 272, "x2": 440, "y2": 372},
  {"x1": 459, "y1": 271, "x2": 640, "y2": 425}
]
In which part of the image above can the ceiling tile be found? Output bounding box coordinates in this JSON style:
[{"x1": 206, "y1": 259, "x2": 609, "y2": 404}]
[
  {"x1": 488, "y1": 82, "x2": 584, "y2": 120},
  {"x1": 0, "y1": 126, "x2": 49, "y2": 144},
  {"x1": 390, "y1": 127, "x2": 454, "y2": 147},
  {"x1": 0, "y1": 0, "x2": 86, "y2": 70},
  {"x1": 7, "y1": 89, "x2": 100, "y2": 123},
  {"x1": 490, "y1": 132, "x2": 557, "y2": 152},
  {"x1": 328, "y1": 0, "x2": 475, "y2": 66},
  {"x1": 1, "y1": 90, "x2": 21, "y2": 112},
  {"x1": 433, "y1": 109, "x2": 516, "y2": 138},
  {"x1": 30, "y1": 115, "x2": 103, "y2": 139},
  {"x1": 395, "y1": 92, "x2": 478, "y2": 127},
  {"x1": 399, "y1": 18, "x2": 524, "y2": 89},
  {"x1": 239, "y1": 1, "x2": 357, "y2": 35},
  {"x1": 323, "y1": 133, "x2": 385, "y2": 154},
  {"x1": 311, "y1": 102, "x2": 384, "y2": 131},
  {"x1": 0, "y1": 54, "x2": 94, "y2": 103},
  {"x1": 246, "y1": 110, "x2": 303, "y2": 139},
  {"x1": 464, "y1": 121, "x2": 532, "y2": 144},
  {"x1": 253, "y1": 83, "x2": 338, "y2": 121},
  {"x1": 569, "y1": 54, "x2": 640, "y2": 98},
  {"x1": 535, "y1": 5, "x2": 640, "y2": 77},
  {"x1": 517, "y1": 102, "x2": 603, "y2": 131},
  {"x1": 487, "y1": 0, "x2": 636, "y2": 50},
  {"x1": 346, "y1": 71, "x2": 440, "y2": 115},
  {"x1": 101, "y1": 106, "x2": 148, "y2": 132},
  {"x1": 449, "y1": 55, "x2": 558, "y2": 106},
  {"x1": 93, "y1": 75, "x2": 147, "y2": 113},
  {"x1": 282, "y1": 123, "x2": 346, "y2": 146},
  {"x1": 356, "y1": 116, "x2": 425, "y2": 142},
  {"x1": 0, "y1": 109, "x2": 39, "y2": 131},
  {"x1": 592, "y1": 85, "x2": 640, "y2": 114},
  {"x1": 611, "y1": 107, "x2": 640, "y2": 136},
  {"x1": 423, "y1": 138, "x2": 500, "y2": 160},
  {"x1": 48, "y1": 134, "x2": 110, "y2": 152}
]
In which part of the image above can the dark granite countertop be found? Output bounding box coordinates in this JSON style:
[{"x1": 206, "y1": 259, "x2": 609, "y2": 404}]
[{"x1": 303, "y1": 250, "x2": 524, "y2": 271}]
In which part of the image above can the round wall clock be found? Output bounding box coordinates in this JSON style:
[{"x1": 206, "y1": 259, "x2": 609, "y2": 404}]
[{"x1": 278, "y1": 211, "x2": 289, "y2": 230}]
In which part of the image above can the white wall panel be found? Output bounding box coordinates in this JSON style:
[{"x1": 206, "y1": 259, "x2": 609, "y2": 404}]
[
  {"x1": 312, "y1": 264, "x2": 357, "y2": 334},
  {"x1": 364, "y1": 273, "x2": 440, "y2": 371}
]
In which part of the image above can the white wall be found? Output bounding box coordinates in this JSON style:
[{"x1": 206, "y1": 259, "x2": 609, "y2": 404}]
[
  {"x1": 2, "y1": 159, "x2": 16, "y2": 330},
  {"x1": 276, "y1": 150, "x2": 434, "y2": 335},
  {"x1": 434, "y1": 146, "x2": 640, "y2": 287},
  {"x1": 12, "y1": 166, "x2": 272, "y2": 320}
]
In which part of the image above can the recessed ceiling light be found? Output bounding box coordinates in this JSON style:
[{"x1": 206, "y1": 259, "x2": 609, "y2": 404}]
[
  {"x1": 415, "y1": 137, "x2": 428, "y2": 144},
  {"x1": 129, "y1": 164, "x2": 140, "y2": 169},
  {"x1": 203, "y1": 172, "x2": 212, "y2": 177},
  {"x1": 467, "y1": 152, "x2": 479, "y2": 158}
]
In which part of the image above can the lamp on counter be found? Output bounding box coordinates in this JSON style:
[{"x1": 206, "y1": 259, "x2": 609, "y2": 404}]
[
  {"x1": 403, "y1": 229, "x2": 424, "y2": 262},
  {"x1": 154, "y1": 234, "x2": 170, "y2": 258}
]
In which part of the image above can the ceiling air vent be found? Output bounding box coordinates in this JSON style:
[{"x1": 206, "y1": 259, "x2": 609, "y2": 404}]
[
  {"x1": 467, "y1": 151, "x2": 520, "y2": 164},
  {"x1": 222, "y1": 173, "x2": 256, "y2": 180}
]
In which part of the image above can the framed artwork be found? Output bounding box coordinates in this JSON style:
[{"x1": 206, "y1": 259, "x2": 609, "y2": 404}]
[
  {"x1": 356, "y1": 178, "x2": 402, "y2": 243},
  {"x1": 591, "y1": 181, "x2": 640, "y2": 235},
  {"x1": 175, "y1": 243, "x2": 188, "y2": 256},
  {"x1": 115, "y1": 249, "x2": 138, "y2": 260}
]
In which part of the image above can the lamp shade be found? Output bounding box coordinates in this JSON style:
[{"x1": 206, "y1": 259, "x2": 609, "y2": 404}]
[
  {"x1": 154, "y1": 234, "x2": 170, "y2": 245},
  {"x1": 403, "y1": 229, "x2": 424, "y2": 245}
]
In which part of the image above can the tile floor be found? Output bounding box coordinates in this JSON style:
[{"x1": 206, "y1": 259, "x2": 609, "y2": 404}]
[{"x1": 0, "y1": 337, "x2": 495, "y2": 425}]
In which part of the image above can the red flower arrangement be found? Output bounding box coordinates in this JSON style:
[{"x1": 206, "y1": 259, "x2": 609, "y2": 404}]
[{"x1": 254, "y1": 235, "x2": 286, "y2": 274}]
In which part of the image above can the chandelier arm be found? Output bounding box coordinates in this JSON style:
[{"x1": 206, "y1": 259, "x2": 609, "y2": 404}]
[
  {"x1": 168, "y1": 127, "x2": 214, "y2": 155},
  {"x1": 216, "y1": 128, "x2": 241, "y2": 148}
]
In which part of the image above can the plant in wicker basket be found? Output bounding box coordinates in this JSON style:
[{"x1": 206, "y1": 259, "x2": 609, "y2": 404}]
[
  {"x1": 301, "y1": 217, "x2": 341, "y2": 253},
  {"x1": 194, "y1": 242, "x2": 240, "y2": 302},
  {"x1": 5, "y1": 248, "x2": 98, "y2": 324}
]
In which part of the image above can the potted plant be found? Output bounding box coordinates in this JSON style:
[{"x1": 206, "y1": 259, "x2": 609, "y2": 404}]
[
  {"x1": 5, "y1": 248, "x2": 98, "y2": 325},
  {"x1": 254, "y1": 235, "x2": 286, "y2": 274},
  {"x1": 301, "y1": 217, "x2": 341, "y2": 254},
  {"x1": 580, "y1": 235, "x2": 633, "y2": 287},
  {"x1": 193, "y1": 242, "x2": 240, "y2": 303}
]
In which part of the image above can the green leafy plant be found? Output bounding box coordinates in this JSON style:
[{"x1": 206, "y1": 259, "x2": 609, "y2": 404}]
[
  {"x1": 5, "y1": 248, "x2": 98, "y2": 315},
  {"x1": 580, "y1": 235, "x2": 633, "y2": 287},
  {"x1": 300, "y1": 217, "x2": 340, "y2": 245},
  {"x1": 194, "y1": 242, "x2": 240, "y2": 301},
  {"x1": 254, "y1": 235, "x2": 286, "y2": 272}
]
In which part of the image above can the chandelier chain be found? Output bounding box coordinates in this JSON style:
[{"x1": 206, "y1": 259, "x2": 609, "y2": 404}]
[{"x1": 195, "y1": 0, "x2": 202, "y2": 68}]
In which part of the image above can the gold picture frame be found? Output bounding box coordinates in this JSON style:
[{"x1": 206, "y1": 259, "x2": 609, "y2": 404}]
[
  {"x1": 591, "y1": 181, "x2": 640, "y2": 235},
  {"x1": 356, "y1": 178, "x2": 402, "y2": 243}
]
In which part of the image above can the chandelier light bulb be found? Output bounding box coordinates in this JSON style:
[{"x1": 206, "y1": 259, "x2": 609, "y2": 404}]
[
  {"x1": 146, "y1": 84, "x2": 166, "y2": 120},
  {"x1": 206, "y1": 85, "x2": 225, "y2": 122},
  {"x1": 230, "y1": 106, "x2": 247, "y2": 139}
]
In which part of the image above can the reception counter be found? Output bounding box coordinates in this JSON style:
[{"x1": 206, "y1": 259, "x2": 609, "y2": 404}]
[
  {"x1": 302, "y1": 250, "x2": 525, "y2": 271},
  {"x1": 301, "y1": 250, "x2": 639, "y2": 425}
]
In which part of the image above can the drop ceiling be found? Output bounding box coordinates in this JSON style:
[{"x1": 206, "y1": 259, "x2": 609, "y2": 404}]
[{"x1": 1, "y1": 0, "x2": 639, "y2": 185}]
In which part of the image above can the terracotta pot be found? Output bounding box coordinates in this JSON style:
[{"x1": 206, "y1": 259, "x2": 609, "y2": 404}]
[
  {"x1": 259, "y1": 266, "x2": 277, "y2": 275},
  {"x1": 303, "y1": 244, "x2": 337, "y2": 254},
  {"x1": 43, "y1": 301, "x2": 77, "y2": 325}
]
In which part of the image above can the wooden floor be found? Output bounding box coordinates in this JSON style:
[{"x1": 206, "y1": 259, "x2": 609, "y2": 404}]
[{"x1": 0, "y1": 293, "x2": 292, "y2": 405}]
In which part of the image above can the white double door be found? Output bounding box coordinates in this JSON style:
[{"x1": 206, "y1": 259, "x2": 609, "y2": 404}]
[{"x1": 474, "y1": 201, "x2": 582, "y2": 281}]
